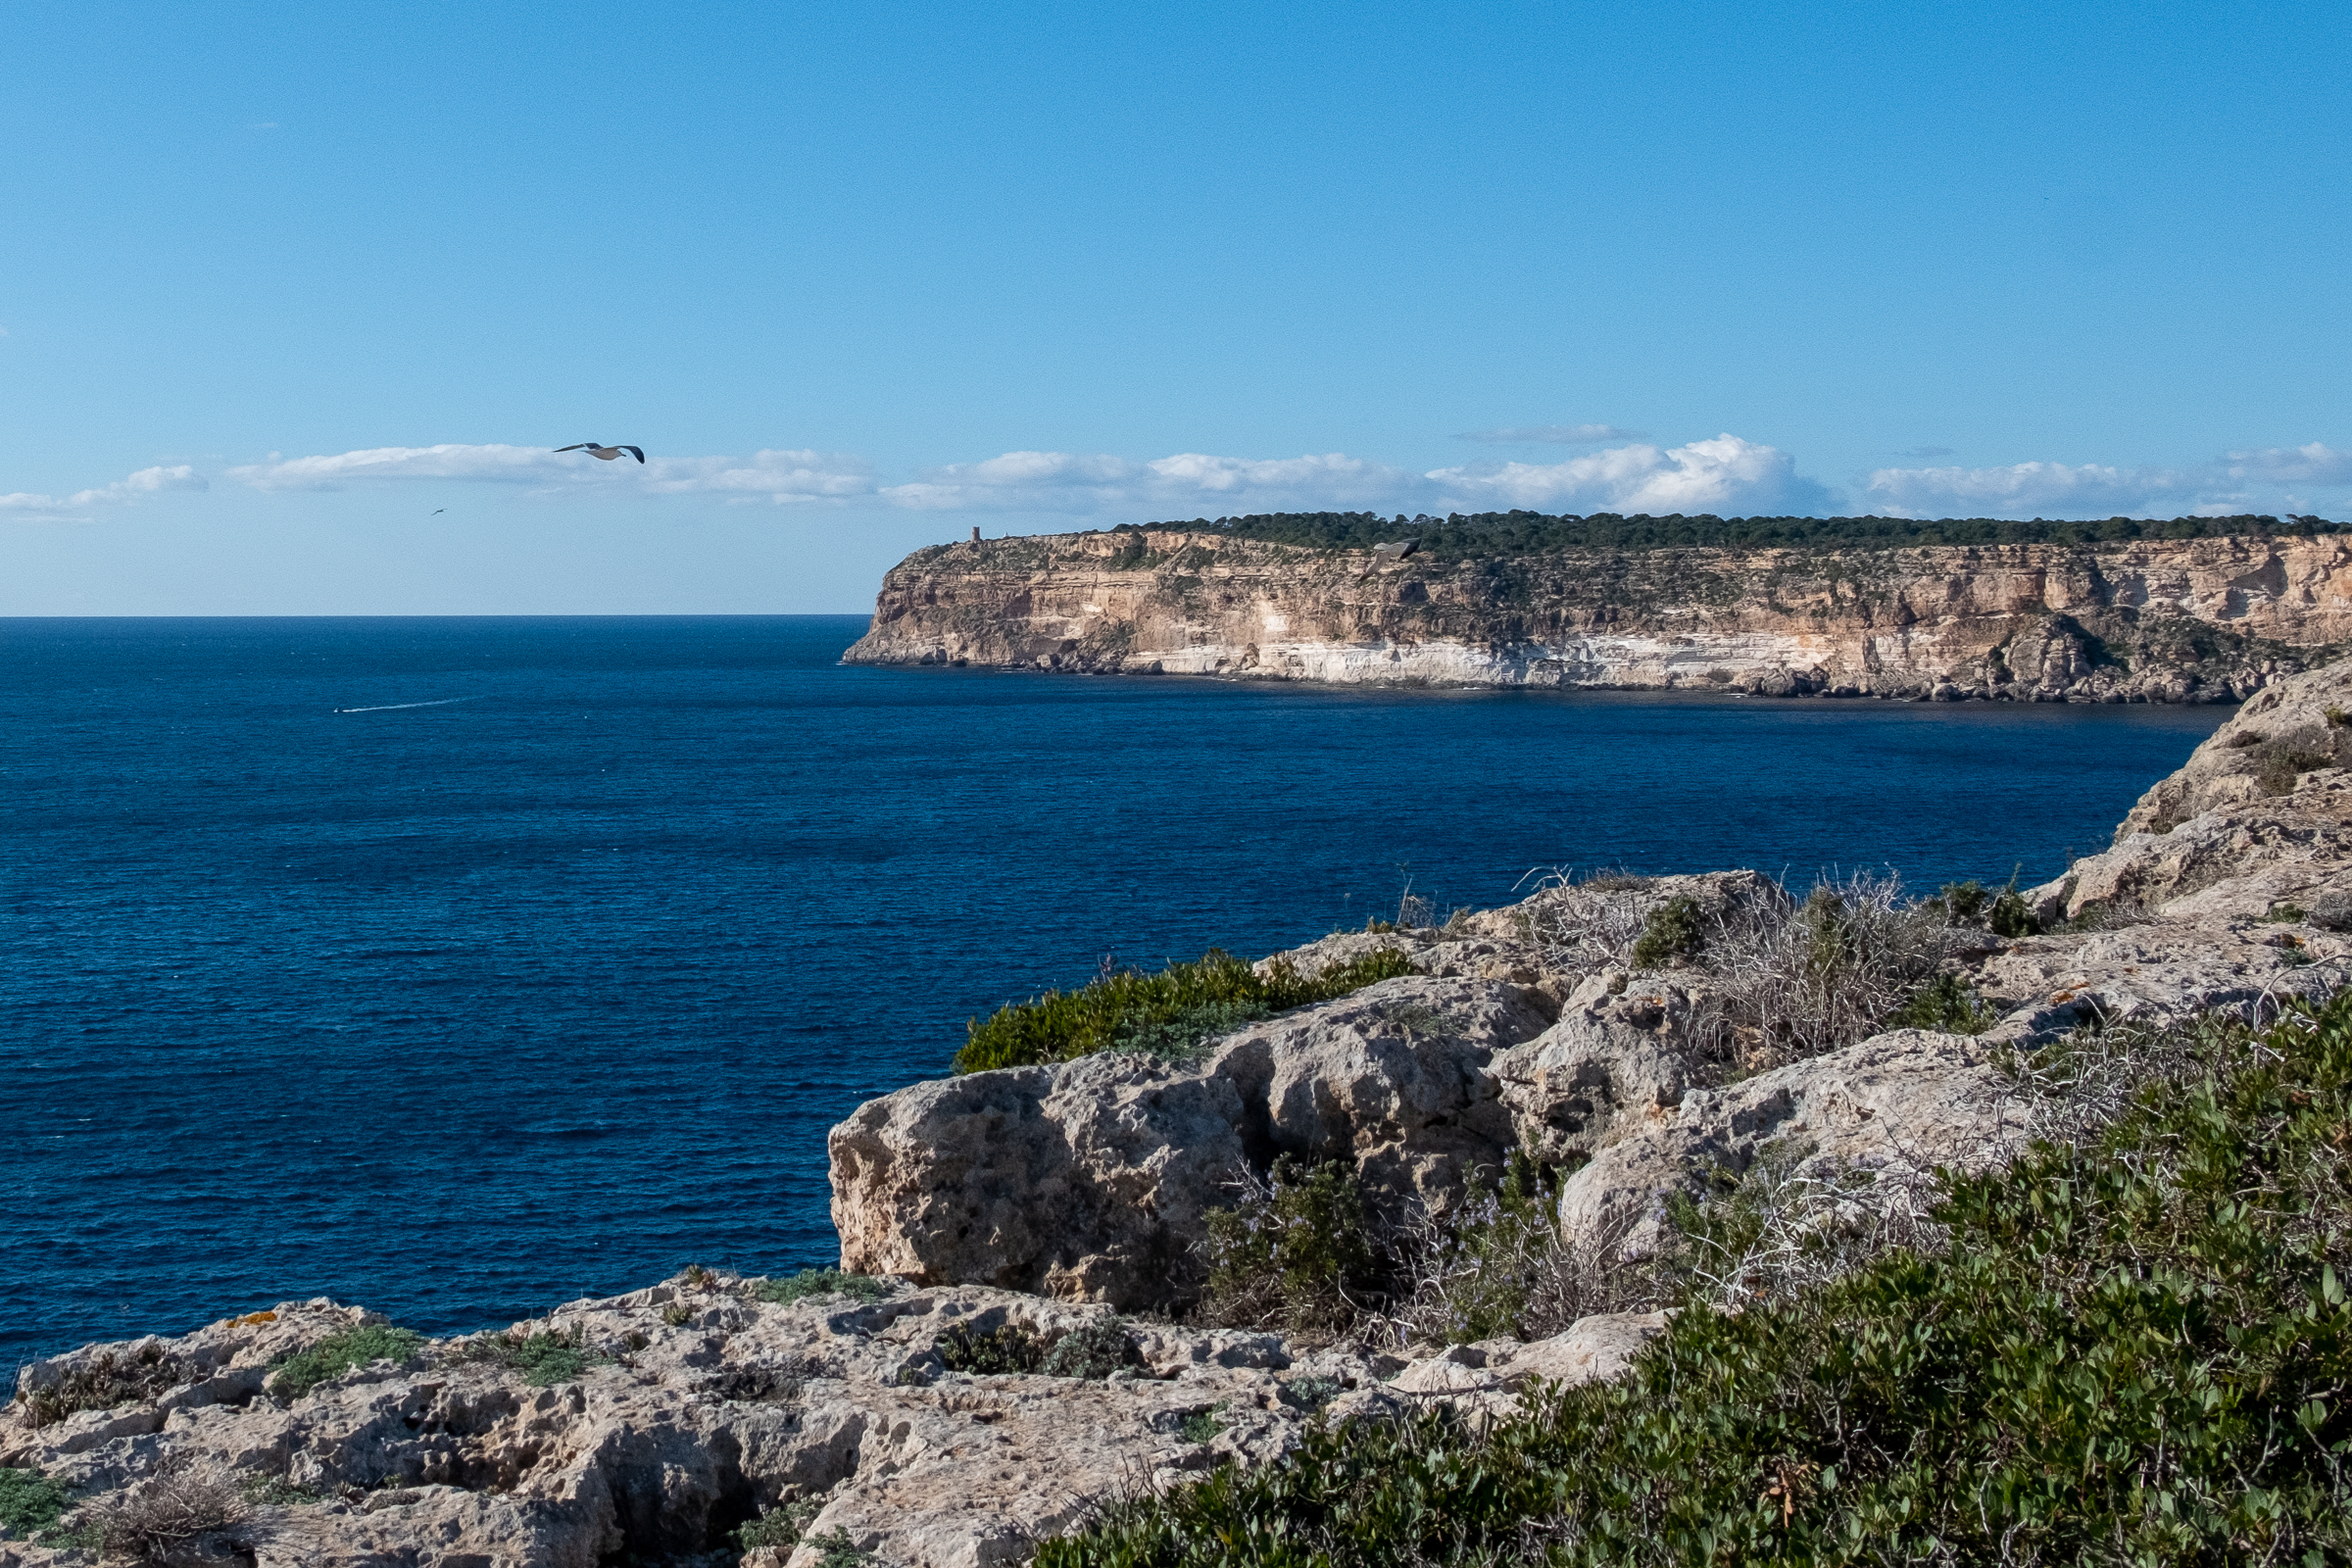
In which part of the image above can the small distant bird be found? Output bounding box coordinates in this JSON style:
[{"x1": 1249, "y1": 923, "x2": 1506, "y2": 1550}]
[
  {"x1": 1363, "y1": 538, "x2": 1419, "y2": 574},
  {"x1": 431, "y1": 509, "x2": 445, "y2": 515},
  {"x1": 556, "y1": 443, "x2": 646, "y2": 464}
]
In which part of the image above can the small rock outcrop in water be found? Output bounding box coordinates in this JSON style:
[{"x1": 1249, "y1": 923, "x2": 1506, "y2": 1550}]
[
  {"x1": 24, "y1": 663, "x2": 2352, "y2": 1568},
  {"x1": 843, "y1": 527, "x2": 2351, "y2": 700}
]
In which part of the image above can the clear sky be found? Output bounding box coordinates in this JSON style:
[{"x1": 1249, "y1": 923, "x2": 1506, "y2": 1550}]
[{"x1": 3, "y1": 0, "x2": 2346, "y2": 612}]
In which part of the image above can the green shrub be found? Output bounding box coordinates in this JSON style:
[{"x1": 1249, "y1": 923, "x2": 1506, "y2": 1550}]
[
  {"x1": 1177, "y1": 1404, "x2": 1228, "y2": 1444},
  {"x1": 1202, "y1": 1156, "x2": 1376, "y2": 1336},
  {"x1": 1881, "y1": 972, "x2": 1997, "y2": 1034},
  {"x1": 1040, "y1": 991, "x2": 2352, "y2": 1567},
  {"x1": 1039, "y1": 1319, "x2": 1144, "y2": 1379},
  {"x1": 456, "y1": 1326, "x2": 602, "y2": 1387},
  {"x1": 803, "y1": 1527, "x2": 870, "y2": 1568},
  {"x1": 735, "y1": 1497, "x2": 824, "y2": 1552},
  {"x1": 955, "y1": 949, "x2": 1412, "y2": 1074},
  {"x1": 935, "y1": 1322, "x2": 1046, "y2": 1375},
  {"x1": 755, "y1": 1268, "x2": 893, "y2": 1306},
  {"x1": 1932, "y1": 879, "x2": 1988, "y2": 924},
  {"x1": 0, "y1": 1467, "x2": 74, "y2": 1536},
  {"x1": 1630, "y1": 896, "x2": 1705, "y2": 968},
  {"x1": 268, "y1": 1324, "x2": 425, "y2": 1400}
]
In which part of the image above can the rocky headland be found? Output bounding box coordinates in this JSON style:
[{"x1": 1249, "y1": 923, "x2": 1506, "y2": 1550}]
[
  {"x1": 13, "y1": 662, "x2": 2352, "y2": 1566},
  {"x1": 844, "y1": 524, "x2": 2352, "y2": 701}
]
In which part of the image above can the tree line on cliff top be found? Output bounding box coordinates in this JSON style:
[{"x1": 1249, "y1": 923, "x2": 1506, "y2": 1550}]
[{"x1": 1112, "y1": 510, "x2": 2342, "y2": 559}]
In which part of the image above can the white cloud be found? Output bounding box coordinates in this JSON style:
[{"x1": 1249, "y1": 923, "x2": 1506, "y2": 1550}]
[
  {"x1": 881, "y1": 450, "x2": 1423, "y2": 513},
  {"x1": 1453, "y1": 423, "x2": 1647, "y2": 445},
  {"x1": 226, "y1": 443, "x2": 873, "y2": 504},
  {"x1": 2224, "y1": 442, "x2": 2352, "y2": 487},
  {"x1": 1427, "y1": 434, "x2": 1835, "y2": 515},
  {"x1": 1863, "y1": 460, "x2": 2210, "y2": 516},
  {"x1": 0, "y1": 464, "x2": 206, "y2": 520}
]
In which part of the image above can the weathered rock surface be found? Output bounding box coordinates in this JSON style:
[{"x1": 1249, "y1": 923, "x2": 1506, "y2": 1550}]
[
  {"x1": 1551, "y1": 1029, "x2": 2030, "y2": 1255},
  {"x1": 831, "y1": 976, "x2": 1554, "y2": 1307},
  {"x1": 0, "y1": 1281, "x2": 1649, "y2": 1568},
  {"x1": 845, "y1": 527, "x2": 2350, "y2": 700}
]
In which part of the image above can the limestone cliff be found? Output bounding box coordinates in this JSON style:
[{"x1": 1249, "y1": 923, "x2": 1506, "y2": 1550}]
[{"x1": 845, "y1": 528, "x2": 2352, "y2": 701}]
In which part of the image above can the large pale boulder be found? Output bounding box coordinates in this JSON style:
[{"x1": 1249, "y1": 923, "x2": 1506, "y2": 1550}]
[{"x1": 830, "y1": 976, "x2": 1552, "y2": 1307}]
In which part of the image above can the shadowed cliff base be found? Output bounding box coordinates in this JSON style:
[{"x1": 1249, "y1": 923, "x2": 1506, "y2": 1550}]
[{"x1": 846, "y1": 514, "x2": 2351, "y2": 703}]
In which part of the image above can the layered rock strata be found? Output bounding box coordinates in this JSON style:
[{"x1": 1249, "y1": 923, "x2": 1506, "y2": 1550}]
[{"x1": 845, "y1": 528, "x2": 2352, "y2": 700}]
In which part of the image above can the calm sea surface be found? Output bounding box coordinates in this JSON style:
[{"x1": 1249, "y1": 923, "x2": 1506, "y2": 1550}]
[{"x1": 1, "y1": 615, "x2": 2226, "y2": 1361}]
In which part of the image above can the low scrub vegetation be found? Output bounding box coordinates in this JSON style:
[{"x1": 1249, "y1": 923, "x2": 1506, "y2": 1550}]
[
  {"x1": 1201, "y1": 1156, "x2": 1379, "y2": 1338},
  {"x1": 0, "y1": 1467, "x2": 74, "y2": 1537},
  {"x1": 268, "y1": 1323, "x2": 425, "y2": 1400},
  {"x1": 1041, "y1": 992, "x2": 2352, "y2": 1566},
  {"x1": 955, "y1": 948, "x2": 1412, "y2": 1073},
  {"x1": 80, "y1": 1465, "x2": 249, "y2": 1563},
  {"x1": 453, "y1": 1325, "x2": 603, "y2": 1387},
  {"x1": 755, "y1": 1268, "x2": 893, "y2": 1306},
  {"x1": 13, "y1": 1342, "x2": 189, "y2": 1428}
]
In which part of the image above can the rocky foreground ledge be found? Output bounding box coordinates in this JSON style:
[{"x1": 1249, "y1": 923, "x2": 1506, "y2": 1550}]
[{"x1": 14, "y1": 665, "x2": 2352, "y2": 1567}]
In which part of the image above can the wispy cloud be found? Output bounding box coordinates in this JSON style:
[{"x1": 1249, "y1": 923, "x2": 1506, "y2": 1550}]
[
  {"x1": 0, "y1": 464, "x2": 206, "y2": 520},
  {"x1": 36, "y1": 434, "x2": 2350, "y2": 528},
  {"x1": 226, "y1": 443, "x2": 872, "y2": 503},
  {"x1": 1865, "y1": 442, "x2": 2352, "y2": 517},
  {"x1": 2224, "y1": 442, "x2": 2352, "y2": 487},
  {"x1": 880, "y1": 450, "x2": 1420, "y2": 513},
  {"x1": 1896, "y1": 445, "x2": 1954, "y2": 459},
  {"x1": 1453, "y1": 423, "x2": 1647, "y2": 445}
]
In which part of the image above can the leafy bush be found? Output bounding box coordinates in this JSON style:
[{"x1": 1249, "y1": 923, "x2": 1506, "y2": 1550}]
[
  {"x1": 1038, "y1": 992, "x2": 2352, "y2": 1567},
  {"x1": 268, "y1": 1324, "x2": 425, "y2": 1400},
  {"x1": 1177, "y1": 1404, "x2": 1228, "y2": 1444},
  {"x1": 1931, "y1": 878, "x2": 1989, "y2": 924},
  {"x1": 735, "y1": 1496, "x2": 824, "y2": 1552},
  {"x1": 0, "y1": 1467, "x2": 74, "y2": 1536},
  {"x1": 955, "y1": 949, "x2": 1412, "y2": 1073},
  {"x1": 755, "y1": 1268, "x2": 893, "y2": 1306},
  {"x1": 1039, "y1": 1319, "x2": 1145, "y2": 1379},
  {"x1": 935, "y1": 1322, "x2": 1046, "y2": 1375},
  {"x1": 803, "y1": 1527, "x2": 871, "y2": 1567},
  {"x1": 456, "y1": 1325, "x2": 602, "y2": 1387},
  {"x1": 1881, "y1": 971, "x2": 1996, "y2": 1034},
  {"x1": 1629, "y1": 896, "x2": 1705, "y2": 968},
  {"x1": 1389, "y1": 1151, "x2": 1581, "y2": 1345},
  {"x1": 1202, "y1": 1156, "x2": 1377, "y2": 1336}
]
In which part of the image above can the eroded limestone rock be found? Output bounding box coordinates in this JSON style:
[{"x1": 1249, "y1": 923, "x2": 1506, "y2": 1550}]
[{"x1": 0, "y1": 1280, "x2": 1648, "y2": 1568}]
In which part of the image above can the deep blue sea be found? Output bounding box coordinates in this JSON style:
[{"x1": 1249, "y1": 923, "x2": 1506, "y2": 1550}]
[{"x1": 1, "y1": 616, "x2": 2227, "y2": 1362}]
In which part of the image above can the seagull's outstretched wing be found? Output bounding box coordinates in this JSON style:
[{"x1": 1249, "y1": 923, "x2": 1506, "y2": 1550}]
[
  {"x1": 618, "y1": 446, "x2": 645, "y2": 464},
  {"x1": 555, "y1": 443, "x2": 592, "y2": 453}
]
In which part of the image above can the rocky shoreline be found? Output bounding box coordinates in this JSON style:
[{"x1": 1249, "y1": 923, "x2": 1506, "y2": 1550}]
[
  {"x1": 845, "y1": 528, "x2": 2352, "y2": 703},
  {"x1": 12, "y1": 662, "x2": 2352, "y2": 1567}
]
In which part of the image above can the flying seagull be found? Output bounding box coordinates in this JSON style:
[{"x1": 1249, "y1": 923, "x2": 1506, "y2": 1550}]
[
  {"x1": 1362, "y1": 538, "x2": 1419, "y2": 574},
  {"x1": 431, "y1": 509, "x2": 445, "y2": 515},
  {"x1": 556, "y1": 443, "x2": 646, "y2": 464}
]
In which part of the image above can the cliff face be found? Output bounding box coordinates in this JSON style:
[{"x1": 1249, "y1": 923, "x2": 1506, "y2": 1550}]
[{"x1": 844, "y1": 529, "x2": 2352, "y2": 701}]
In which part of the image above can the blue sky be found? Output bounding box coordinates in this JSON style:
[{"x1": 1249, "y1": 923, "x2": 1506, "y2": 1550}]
[{"x1": 3, "y1": 0, "x2": 2347, "y2": 612}]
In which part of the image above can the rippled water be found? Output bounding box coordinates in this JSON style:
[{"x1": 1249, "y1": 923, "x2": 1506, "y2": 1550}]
[{"x1": 0, "y1": 615, "x2": 2225, "y2": 1360}]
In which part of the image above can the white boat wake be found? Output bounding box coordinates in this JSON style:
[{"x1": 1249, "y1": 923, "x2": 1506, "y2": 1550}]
[{"x1": 333, "y1": 697, "x2": 482, "y2": 714}]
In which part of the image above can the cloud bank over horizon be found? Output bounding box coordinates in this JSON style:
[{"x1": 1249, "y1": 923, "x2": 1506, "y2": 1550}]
[{"x1": 14, "y1": 436, "x2": 2352, "y2": 526}]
